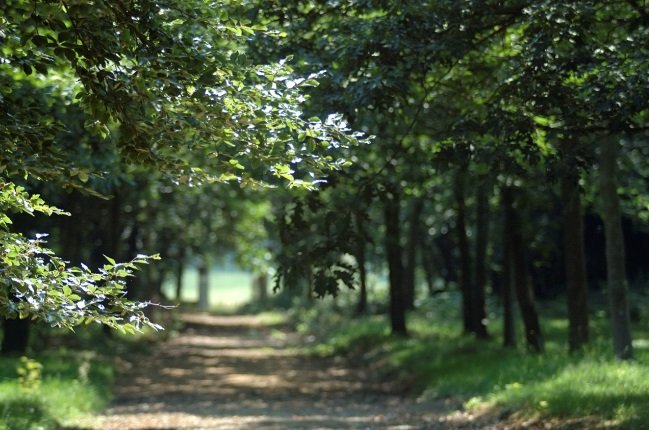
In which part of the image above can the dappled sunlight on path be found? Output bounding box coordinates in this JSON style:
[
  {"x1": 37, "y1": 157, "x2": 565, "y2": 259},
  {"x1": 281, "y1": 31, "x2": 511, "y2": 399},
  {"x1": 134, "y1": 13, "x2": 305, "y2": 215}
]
[{"x1": 75, "y1": 313, "x2": 500, "y2": 429}]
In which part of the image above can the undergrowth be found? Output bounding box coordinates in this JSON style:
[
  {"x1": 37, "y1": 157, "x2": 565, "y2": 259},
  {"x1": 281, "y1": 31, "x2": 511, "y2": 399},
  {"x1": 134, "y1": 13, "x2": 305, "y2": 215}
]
[
  {"x1": 0, "y1": 321, "x2": 162, "y2": 430},
  {"x1": 0, "y1": 350, "x2": 113, "y2": 430},
  {"x1": 296, "y1": 292, "x2": 649, "y2": 429}
]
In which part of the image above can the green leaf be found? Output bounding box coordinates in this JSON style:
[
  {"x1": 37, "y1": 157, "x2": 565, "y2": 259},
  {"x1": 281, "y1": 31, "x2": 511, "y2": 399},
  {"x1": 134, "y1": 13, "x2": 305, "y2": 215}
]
[{"x1": 77, "y1": 170, "x2": 89, "y2": 183}]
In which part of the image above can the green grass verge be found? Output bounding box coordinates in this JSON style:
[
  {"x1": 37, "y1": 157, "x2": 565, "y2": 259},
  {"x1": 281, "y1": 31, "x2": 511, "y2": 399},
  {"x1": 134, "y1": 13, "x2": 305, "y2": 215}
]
[
  {"x1": 298, "y1": 295, "x2": 649, "y2": 429},
  {"x1": 0, "y1": 348, "x2": 114, "y2": 429},
  {"x1": 161, "y1": 269, "x2": 253, "y2": 308}
]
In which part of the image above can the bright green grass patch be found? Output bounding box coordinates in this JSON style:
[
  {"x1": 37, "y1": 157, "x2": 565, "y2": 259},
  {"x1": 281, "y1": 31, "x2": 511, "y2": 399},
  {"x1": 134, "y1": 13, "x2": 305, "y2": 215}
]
[
  {"x1": 0, "y1": 352, "x2": 113, "y2": 430},
  {"x1": 162, "y1": 268, "x2": 253, "y2": 307},
  {"x1": 300, "y1": 296, "x2": 649, "y2": 429},
  {"x1": 484, "y1": 360, "x2": 649, "y2": 427}
]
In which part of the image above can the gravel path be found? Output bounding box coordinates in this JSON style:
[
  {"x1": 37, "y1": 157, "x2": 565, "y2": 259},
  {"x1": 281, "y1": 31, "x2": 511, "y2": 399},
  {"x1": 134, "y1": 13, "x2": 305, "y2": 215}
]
[{"x1": 71, "y1": 313, "x2": 508, "y2": 429}]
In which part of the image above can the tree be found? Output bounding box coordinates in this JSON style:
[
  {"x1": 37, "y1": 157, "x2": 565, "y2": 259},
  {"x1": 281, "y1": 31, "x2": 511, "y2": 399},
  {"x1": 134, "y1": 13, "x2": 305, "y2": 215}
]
[
  {"x1": 1, "y1": 0, "x2": 361, "y2": 333},
  {"x1": 232, "y1": 0, "x2": 649, "y2": 356},
  {"x1": 599, "y1": 135, "x2": 633, "y2": 360},
  {"x1": 497, "y1": 0, "x2": 649, "y2": 358},
  {"x1": 561, "y1": 161, "x2": 590, "y2": 352}
]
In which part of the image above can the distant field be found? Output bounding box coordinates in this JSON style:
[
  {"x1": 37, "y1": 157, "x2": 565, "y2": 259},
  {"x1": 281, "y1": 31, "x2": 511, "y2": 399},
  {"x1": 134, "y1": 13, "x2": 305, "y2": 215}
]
[{"x1": 161, "y1": 268, "x2": 253, "y2": 308}]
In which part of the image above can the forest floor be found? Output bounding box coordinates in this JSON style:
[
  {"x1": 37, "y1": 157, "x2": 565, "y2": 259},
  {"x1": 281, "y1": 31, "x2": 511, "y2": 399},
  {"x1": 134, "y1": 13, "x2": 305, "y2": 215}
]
[{"x1": 69, "y1": 313, "x2": 580, "y2": 430}]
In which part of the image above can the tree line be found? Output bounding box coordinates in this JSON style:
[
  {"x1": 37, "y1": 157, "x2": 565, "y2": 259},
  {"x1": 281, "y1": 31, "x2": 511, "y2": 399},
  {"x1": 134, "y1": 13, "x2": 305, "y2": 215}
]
[
  {"x1": 1, "y1": 0, "x2": 648, "y2": 364},
  {"x1": 262, "y1": 0, "x2": 649, "y2": 360}
]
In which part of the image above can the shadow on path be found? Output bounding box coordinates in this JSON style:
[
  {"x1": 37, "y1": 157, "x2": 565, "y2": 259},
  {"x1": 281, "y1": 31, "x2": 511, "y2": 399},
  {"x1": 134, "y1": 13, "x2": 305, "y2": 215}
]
[{"x1": 72, "y1": 313, "x2": 499, "y2": 429}]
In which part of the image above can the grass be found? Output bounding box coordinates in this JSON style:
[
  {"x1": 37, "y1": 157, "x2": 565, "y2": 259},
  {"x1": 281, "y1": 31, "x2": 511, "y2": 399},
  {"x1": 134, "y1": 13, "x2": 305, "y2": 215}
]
[
  {"x1": 0, "y1": 349, "x2": 114, "y2": 429},
  {"x1": 161, "y1": 268, "x2": 253, "y2": 308},
  {"x1": 0, "y1": 323, "x2": 158, "y2": 430},
  {"x1": 298, "y1": 293, "x2": 649, "y2": 429}
]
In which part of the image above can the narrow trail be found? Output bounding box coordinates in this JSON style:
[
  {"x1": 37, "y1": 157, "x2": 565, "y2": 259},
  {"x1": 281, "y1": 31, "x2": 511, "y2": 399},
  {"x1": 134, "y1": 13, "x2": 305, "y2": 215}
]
[{"x1": 79, "y1": 314, "x2": 502, "y2": 430}]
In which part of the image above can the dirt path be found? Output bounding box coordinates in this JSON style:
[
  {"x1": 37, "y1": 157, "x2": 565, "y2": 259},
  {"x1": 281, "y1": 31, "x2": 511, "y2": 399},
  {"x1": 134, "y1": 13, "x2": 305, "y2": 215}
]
[{"x1": 79, "y1": 314, "x2": 499, "y2": 429}]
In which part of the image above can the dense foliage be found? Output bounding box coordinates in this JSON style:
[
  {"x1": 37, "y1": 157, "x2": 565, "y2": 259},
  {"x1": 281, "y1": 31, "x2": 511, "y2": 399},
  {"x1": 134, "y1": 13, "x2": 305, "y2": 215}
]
[
  {"x1": 2, "y1": 1, "x2": 649, "y2": 427},
  {"x1": 246, "y1": 0, "x2": 649, "y2": 357},
  {"x1": 0, "y1": 0, "x2": 363, "y2": 331},
  {"x1": 2, "y1": 0, "x2": 648, "y2": 358}
]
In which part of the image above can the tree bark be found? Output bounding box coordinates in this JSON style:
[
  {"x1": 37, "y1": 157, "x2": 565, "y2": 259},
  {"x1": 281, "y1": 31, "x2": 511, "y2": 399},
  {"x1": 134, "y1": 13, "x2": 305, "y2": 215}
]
[
  {"x1": 473, "y1": 180, "x2": 490, "y2": 339},
  {"x1": 598, "y1": 135, "x2": 633, "y2": 360},
  {"x1": 454, "y1": 173, "x2": 474, "y2": 335},
  {"x1": 561, "y1": 167, "x2": 590, "y2": 352},
  {"x1": 403, "y1": 198, "x2": 424, "y2": 310},
  {"x1": 506, "y1": 187, "x2": 544, "y2": 353},
  {"x1": 501, "y1": 188, "x2": 516, "y2": 348},
  {"x1": 384, "y1": 189, "x2": 408, "y2": 336}
]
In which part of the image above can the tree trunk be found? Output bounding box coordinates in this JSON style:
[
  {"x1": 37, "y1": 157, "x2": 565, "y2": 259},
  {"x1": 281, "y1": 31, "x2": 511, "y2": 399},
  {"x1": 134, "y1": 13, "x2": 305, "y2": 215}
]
[
  {"x1": 506, "y1": 187, "x2": 544, "y2": 353},
  {"x1": 421, "y1": 241, "x2": 437, "y2": 296},
  {"x1": 436, "y1": 232, "x2": 457, "y2": 289},
  {"x1": 354, "y1": 211, "x2": 368, "y2": 315},
  {"x1": 60, "y1": 192, "x2": 83, "y2": 265},
  {"x1": 1, "y1": 318, "x2": 30, "y2": 355},
  {"x1": 473, "y1": 180, "x2": 490, "y2": 339},
  {"x1": 256, "y1": 273, "x2": 268, "y2": 304},
  {"x1": 124, "y1": 221, "x2": 141, "y2": 300},
  {"x1": 561, "y1": 167, "x2": 590, "y2": 352},
  {"x1": 198, "y1": 258, "x2": 210, "y2": 311},
  {"x1": 106, "y1": 193, "x2": 123, "y2": 261},
  {"x1": 306, "y1": 265, "x2": 314, "y2": 302},
  {"x1": 598, "y1": 135, "x2": 633, "y2": 360},
  {"x1": 454, "y1": 173, "x2": 474, "y2": 335},
  {"x1": 384, "y1": 189, "x2": 407, "y2": 336},
  {"x1": 501, "y1": 188, "x2": 516, "y2": 348},
  {"x1": 403, "y1": 198, "x2": 424, "y2": 310},
  {"x1": 175, "y1": 259, "x2": 184, "y2": 302}
]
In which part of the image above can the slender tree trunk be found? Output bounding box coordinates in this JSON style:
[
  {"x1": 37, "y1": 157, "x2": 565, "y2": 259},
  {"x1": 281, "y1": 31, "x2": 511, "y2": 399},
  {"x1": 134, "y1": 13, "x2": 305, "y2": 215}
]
[
  {"x1": 60, "y1": 192, "x2": 83, "y2": 265},
  {"x1": 561, "y1": 167, "x2": 590, "y2": 352},
  {"x1": 473, "y1": 181, "x2": 490, "y2": 339},
  {"x1": 384, "y1": 189, "x2": 407, "y2": 336},
  {"x1": 403, "y1": 198, "x2": 424, "y2": 310},
  {"x1": 1, "y1": 318, "x2": 30, "y2": 355},
  {"x1": 436, "y1": 233, "x2": 457, "y2": 289},
  {"x1": 421, "y1": 241, "x2": 437, "y2": 296},
  {"x1": 141, "y1": 204, "x2": 163, "y2": 300},
  {"x1": 501, "y1": 188, "x2": 516, "y2": 348},
  {"x1": 106, "y1": 193, "x2": 123, "y2": 260},
  {"x1": 354, "y1": 211, "x2": 368, "y2": 315},
  {"x1": 599, "y1": 135, "x2": 633, "y2": 360},
  {"x1": 306, "y1": 264, "x2": 314, "y2": 302},
  {"x1": 455, "y1": 173, "x2": 474, "y2": 334},
  {"x1": 198, "y1": 258, "x2": 210, "y2": 311},
  {"x1": 125, "y1": 222, "x2": 140, "y2": 300},
  {"x1": 508, "y1": 188, "x2": 544, "y2": 353},
  {"x1": 175, "y1": 258, "x2": 184, "y2": 302},
  {"x1": 256, "y1": 273, "x2": 268, "y2": 304}
]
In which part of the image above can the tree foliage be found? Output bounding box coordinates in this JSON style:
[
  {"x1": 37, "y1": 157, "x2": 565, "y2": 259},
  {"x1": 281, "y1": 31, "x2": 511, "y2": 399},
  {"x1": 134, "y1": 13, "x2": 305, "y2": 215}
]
[{"x1": 0, "y1": 0, "x2": 364, "y2": 330}]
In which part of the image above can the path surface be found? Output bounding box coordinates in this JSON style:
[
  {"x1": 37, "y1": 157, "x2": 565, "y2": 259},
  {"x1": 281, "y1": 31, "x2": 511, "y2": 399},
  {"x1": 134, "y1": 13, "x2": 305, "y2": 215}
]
[{"x1": 79, "y1": 314, "x2": 506, "y2": 429}]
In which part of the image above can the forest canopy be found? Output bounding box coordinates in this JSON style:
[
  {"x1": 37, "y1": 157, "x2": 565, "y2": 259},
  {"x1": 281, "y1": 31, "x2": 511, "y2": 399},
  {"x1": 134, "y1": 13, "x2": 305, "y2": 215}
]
[
  {"x1": 3, "y1": 2, "x2": 649, "y2": 428},
  {"x1": 0, "y1": 0, "x2": 363, "y2": 331},
  {"x1": 1, "y1": 0, "x2": 648, "y2": 362}
]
